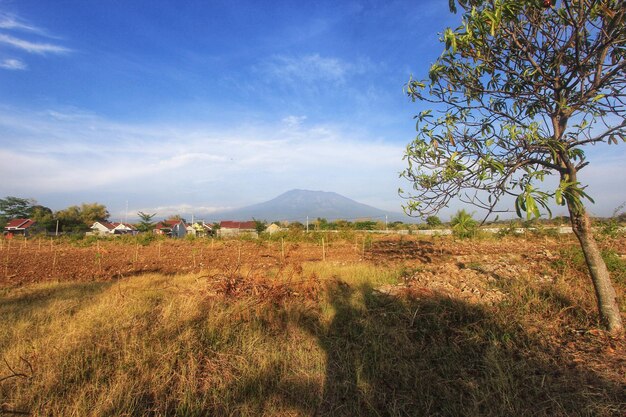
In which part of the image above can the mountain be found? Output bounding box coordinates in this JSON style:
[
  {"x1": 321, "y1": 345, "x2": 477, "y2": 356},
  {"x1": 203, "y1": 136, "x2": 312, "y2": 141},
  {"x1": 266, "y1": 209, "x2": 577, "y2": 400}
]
[{"x1": 210, "y1": 189, "x2": 411, "y2": 223}]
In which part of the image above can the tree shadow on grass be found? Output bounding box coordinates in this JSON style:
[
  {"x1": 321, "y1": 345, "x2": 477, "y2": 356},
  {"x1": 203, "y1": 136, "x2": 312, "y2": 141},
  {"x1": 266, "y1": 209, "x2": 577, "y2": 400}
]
[
  {"x1": 0, "y1": 281, "x2": 114, "y2": 322},
  {"x1": 223, "y1": 281, "x2": 625, "y2": 417}
]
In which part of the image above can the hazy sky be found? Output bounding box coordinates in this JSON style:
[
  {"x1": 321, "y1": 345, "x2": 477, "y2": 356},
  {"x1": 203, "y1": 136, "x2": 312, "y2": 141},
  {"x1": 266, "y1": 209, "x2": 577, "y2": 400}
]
[{"x1": 1, "y1": 0, "x2": 624, "y2": 221}]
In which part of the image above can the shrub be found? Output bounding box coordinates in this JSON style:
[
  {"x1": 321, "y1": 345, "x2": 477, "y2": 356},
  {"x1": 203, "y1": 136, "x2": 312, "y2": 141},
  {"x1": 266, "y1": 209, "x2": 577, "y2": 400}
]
[
  {"x1": 425, "y1": 215, "x2": 442, "y2": 228},
  {"x1": 450, "y1": 209, "x2": 477, "y2": 239},
  {"x1": 137, "y1": 233, "x2": 158, "y2": 246}
]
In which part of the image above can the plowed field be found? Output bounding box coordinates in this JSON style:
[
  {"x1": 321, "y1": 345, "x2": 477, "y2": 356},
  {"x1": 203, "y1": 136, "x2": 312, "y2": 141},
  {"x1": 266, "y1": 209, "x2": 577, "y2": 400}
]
[{"x1": 2, "y1": 233, "x2": 621, "y2": 287}]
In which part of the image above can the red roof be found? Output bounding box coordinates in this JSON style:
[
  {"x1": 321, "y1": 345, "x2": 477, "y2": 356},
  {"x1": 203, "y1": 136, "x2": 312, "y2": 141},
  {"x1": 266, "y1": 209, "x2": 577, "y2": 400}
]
[
  {"x1": 220, "y1": 220, "x2": 256, "y2": 230},
  {"x1": 95, "y1": 222, "x2": 116, "y2": 230},
  {"x1": 5, "y1": 219, "x2": 36, "y2": 229},
  {"x1": 155, "y1": 219, "x2": 183, "y2": 229}
]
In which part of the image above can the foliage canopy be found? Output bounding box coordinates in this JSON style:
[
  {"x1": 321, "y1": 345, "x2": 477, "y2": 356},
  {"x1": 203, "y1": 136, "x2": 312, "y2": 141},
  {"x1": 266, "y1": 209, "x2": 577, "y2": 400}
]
[
  {"x1": 0, "y1": 196, "x2": 36, "y2": 220},
  {"x1": 402, "y1": 0, "x2": 625, "y2": 332},
  {"x1": 56, "y1": 203, "x2": 110, "y2": 232},
  {"x1": 401, "y1": 0, "x2": 625, "y2": 220},
  {"x1": 137, "y1": 211, "x2": 157, "y2": 233}
]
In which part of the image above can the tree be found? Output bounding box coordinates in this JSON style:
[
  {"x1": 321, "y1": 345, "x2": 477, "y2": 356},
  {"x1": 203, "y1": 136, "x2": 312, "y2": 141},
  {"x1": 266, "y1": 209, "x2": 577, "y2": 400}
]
[
  {"x1": 354, "y1": 220, "x2": 377, "y2": 230},
  {"x1": 0, "y1": 196, "x2": 36, "y2": 226},
  {"x1": 0, "y1": 197, "x2": 55, "y2": 231},
  {"x1": 402, "y1": 0, "x2": 624, "y2": 332},
  {"x1": 55, "y1": 205, "x2": 83, "y2": 232},
  {"x1": 426, "y1": 215, "x2": 443, "y2": 228},
  {"x1": 450, "y1": 209, "x2": 478, "y2": 239},
  {"x1": 30, "y1": 205, "x2": 56, "y2": 232},
  {"x1": 137, "y1": 211, "x2": 156, "y2": 233},
  {"x1": 56, "y1": 203, "x2": 109, "y2": 232},
  {"x1": 315, "y1": 218, "x2": 331, "y2": 230},
  {"x1": 288, "y1": 221, "x2": 305, "y2": 231},
  {"x1": 79, "y1": 203, "x2": 109, "y2": 225},
  {"x1": 253, "y1": 218, "x2": 267, "y2": 235}
]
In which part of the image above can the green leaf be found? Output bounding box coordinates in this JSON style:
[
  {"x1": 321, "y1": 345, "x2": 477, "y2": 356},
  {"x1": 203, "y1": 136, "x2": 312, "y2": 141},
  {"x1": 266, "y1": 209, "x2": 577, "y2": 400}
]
[
  {"x1": 555, "y1": 188, "x2": 564, "y2": 205},
  {"x1": 591, "y1": 93, "x2": 606, "y2": 102}
]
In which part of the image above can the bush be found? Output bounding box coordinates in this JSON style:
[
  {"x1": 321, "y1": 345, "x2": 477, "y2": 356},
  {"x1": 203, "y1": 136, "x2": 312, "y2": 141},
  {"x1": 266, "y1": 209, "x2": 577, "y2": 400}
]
[
  {"x1": 450, "y1": 209, "x2": 477, "y2": 239},
  {"x1": 597, "y1": 219, "x2": 623, "y2": 239},
  {"x1": 137, "y1": 233, "x2": 158, "y2": 246},
  {"x1": 425, "y1": 216, "x2": 442, "y2": 228},
  {"x1": 554, "y1": 247, "x2": 626, "y2": 285}
]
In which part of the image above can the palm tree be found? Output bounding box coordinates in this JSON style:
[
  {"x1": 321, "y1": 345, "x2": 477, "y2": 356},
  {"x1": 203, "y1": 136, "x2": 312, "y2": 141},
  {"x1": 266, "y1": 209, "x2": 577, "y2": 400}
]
[{"x1": 450, "y1": 210, "x2": 477, "y2": 239}]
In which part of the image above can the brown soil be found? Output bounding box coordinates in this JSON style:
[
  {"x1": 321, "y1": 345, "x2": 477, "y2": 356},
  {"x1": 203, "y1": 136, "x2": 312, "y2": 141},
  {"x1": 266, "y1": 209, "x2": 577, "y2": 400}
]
[
  {"x1": 1, "y1": 233, "x2": 624, "y2": 408},
  {"x1": 0, "y1": 234, "x2": 619, "y2": 288}
]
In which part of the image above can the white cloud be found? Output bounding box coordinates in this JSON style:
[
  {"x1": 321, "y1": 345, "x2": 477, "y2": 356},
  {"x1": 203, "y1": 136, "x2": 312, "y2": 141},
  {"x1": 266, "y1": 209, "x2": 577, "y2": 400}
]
[
  {"x1": 4, "y1": 105, "x2": 620, "y2": 217},
  {"x1": 0, "y1": 33, "x2": 70, "y2": 54},
  {"x1": 282, "y1": 115, "x2": 307, "y2": 127},
  {"x1": 124, "y1": 204, "x2": 231, "y2": 221},
  {"x1": 0, "y1": 58, "x2": 26, "y2": 70},
  {"x1": 0, "y1": 12, "x2": 41, "y2": 33},
  {"x1": 0, "y1": 106, "x2": 406, "y2": 212},
  {"x1": 0, "y1": 10, "x2": 70, "y2": 69},
  {"x1": 258, "y1": 54, "x2": 367, "y2": 85}
]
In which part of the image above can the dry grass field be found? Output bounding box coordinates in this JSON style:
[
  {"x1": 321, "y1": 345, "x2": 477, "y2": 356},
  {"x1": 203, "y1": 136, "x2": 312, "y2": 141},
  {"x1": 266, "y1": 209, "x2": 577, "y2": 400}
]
[{"x1": 0, "y1": 232, "x2": 624, "y2": 416}]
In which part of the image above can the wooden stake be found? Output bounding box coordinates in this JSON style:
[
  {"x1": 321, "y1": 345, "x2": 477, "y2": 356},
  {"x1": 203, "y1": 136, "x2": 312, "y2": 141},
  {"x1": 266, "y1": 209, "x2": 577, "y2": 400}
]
[
  {"x1": 281, "y1": 237, "x2": 285, "y2": 262},
  {"x1": 96, "y1": 241, "x2": 102, "y2": 273},
  {"x1": 4, "y1": 245, "x2": 8, "y2": 277},
  {"x1": 322, "y1": 237, "x2": 326, "y2": 261},
  {"x1": 135, "y1": 243, "x2": 139, "y2": 263},
  {"x1": 158, "y1": 242, "x2": 162, "y2": 258}
]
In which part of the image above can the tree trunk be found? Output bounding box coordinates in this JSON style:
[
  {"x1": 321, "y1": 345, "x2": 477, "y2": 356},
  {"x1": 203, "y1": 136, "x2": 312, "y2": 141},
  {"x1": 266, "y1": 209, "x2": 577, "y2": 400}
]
[{"x1": 567, "y1": 203, "x2": 623, "y2": 334}]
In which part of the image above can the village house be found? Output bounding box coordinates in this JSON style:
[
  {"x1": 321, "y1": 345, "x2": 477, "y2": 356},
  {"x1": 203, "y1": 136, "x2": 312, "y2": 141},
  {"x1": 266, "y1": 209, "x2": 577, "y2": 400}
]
[
  {"x1": 186, "y1": 222, "x2": 214, "y2": 237},
  {"x1": 265, "y1": 223, "x2": 284, "y2": 235},
  {"x1": 90, "y1": 221, "x2": 137, "y2": 235},
  {"x1": 218, "y1": 220, "x2": 257, "y2": 237},
  {"x1": 154, "y1": 219, "x2": 187, "y2": 238},
  {"x1": 3, "y1": 219, "x2": 39, "y2": 237}
]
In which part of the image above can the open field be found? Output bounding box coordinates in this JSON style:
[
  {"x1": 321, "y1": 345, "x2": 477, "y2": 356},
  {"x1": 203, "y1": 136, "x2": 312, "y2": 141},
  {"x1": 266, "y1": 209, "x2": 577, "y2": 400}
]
[{"x1": 1, "y1": 233, "x2": 625, "y2": 416}]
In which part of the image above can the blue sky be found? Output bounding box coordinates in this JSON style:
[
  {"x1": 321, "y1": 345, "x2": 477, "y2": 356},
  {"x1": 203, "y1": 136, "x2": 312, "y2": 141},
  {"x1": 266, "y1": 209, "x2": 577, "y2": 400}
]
[{"x1": 0, "y1": 0, "x2": 624, "y2": 221}]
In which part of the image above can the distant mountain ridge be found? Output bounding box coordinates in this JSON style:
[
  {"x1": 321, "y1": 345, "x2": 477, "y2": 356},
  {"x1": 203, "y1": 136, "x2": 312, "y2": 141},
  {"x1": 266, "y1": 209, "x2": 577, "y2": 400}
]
[{"x1": 210, "y1": 189, "x2": 411, "y2": 223}]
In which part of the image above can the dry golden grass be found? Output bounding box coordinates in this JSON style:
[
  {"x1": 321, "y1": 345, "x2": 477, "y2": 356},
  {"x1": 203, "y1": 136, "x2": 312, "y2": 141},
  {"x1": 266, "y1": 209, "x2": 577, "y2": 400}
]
[{"x1": 0, "y1": 237, "x2": 624, "y2": 416}]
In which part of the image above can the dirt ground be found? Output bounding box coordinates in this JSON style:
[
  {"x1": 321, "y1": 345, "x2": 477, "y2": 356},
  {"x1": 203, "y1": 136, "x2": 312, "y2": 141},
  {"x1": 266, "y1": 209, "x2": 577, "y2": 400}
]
[
  {"x1": 0, "y1": 234, "x2": 561, "y2": 283},
  {"x1": 0, "y1": 234, "x2": 619, "y2": 281},
  {"x1": 1, "y1": 236, "x2": 365, "y2": 285},
  {"x1": 1, "y1": 234, "x2": 622, "y2": 293},
  {"x1": 1, "y1": 233, "x2": 624, "y2": 410}
]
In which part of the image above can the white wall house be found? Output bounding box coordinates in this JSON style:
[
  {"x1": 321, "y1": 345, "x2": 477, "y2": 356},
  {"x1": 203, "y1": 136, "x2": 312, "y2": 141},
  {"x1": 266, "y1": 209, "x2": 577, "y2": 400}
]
[{"x1": 90, "y1": 222, "x2": 137, "y2": 235}]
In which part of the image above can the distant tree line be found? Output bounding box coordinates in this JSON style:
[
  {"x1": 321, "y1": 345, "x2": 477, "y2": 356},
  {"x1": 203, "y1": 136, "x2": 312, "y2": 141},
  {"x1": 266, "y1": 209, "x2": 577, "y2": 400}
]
[
  {"x1": 2, "y1": 196, "x2": 623, "y2": 236},
  {"x1": 0, "y1": 196, "x2": 109, "y2": 233}
]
